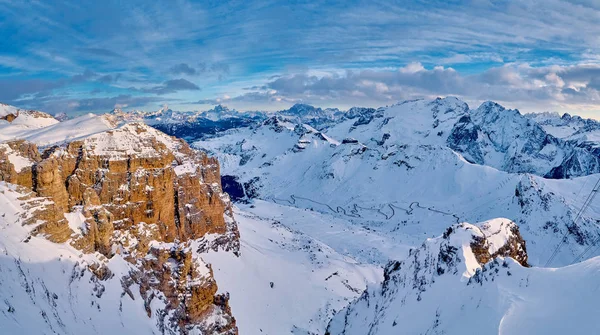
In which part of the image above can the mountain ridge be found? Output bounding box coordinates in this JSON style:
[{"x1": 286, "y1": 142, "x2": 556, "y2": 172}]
[
  {"x1": 3, "y1": 98, "x2": 600, "y2": 333},
  {"x1": 0, "y1": 120, "x2": 240, "y2": 333}
]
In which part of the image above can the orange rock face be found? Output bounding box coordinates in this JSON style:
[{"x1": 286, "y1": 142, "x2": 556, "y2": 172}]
[
  {"x1": 0, "y1": 140, "x2": 41, "y2": 188},
  {"x1": 1, "y1": 113, "x2": 17, "y2": 122},
  {"x1": 1, "y1": 123, "x2": 239, "y2": 334},
  {"x1": 125, "y1": 243, "x2": 237, "y2": 334},
  {"x1": 4, "y1": 123, "x2": 239, "y2": 254}
]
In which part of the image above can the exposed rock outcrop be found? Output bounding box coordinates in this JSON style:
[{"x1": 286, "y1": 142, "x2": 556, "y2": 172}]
[
  {"x1": 1, "y1": 122, "x2": 240, "y2": 334},
  {"x1": 0, "y1": 140, "x2": 41, "y2": 188},
  {"x1": 4, "y1": 123, "x2": 239, "y2": 252},
  {"x1": 327, "y1": 218, "x2": 530, "y2": 335},
  {"x1": 124, "y1": 242, "x2": 237, "y2": 334},
  {"x1": 15, "y1": 186, "x2": 72, "y2": 243}
]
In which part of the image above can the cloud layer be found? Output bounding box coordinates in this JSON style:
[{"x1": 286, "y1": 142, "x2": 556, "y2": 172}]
[
  {"x1": 0, "y1": 1, "x2": 598, "y2": 115},
  {"x1": 195, "y1": 62, "x2": 600, "y2": 114}
]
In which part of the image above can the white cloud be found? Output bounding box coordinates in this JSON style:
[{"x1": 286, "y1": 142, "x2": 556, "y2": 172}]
[
  {"x1": 2, "y1": 1, "x2": 600, "y2": 115},
  {"x1": 215, "y1": 62, "x2": 600, "y2": 115}
]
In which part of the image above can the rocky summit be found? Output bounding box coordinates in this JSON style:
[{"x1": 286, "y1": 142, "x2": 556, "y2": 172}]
[{"x1": 0, "y1": 117, "x2": 239, "y2": 334}]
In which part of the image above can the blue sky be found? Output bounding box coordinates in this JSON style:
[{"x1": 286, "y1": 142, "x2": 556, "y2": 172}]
[{"x1": 1, "y1": 0, "x2": 599, "y2": 116}]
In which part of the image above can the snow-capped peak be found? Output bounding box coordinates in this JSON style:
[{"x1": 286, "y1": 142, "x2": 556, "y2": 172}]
[{"x1": 279, "y1": 103, "x2": 340, "y2": 121}]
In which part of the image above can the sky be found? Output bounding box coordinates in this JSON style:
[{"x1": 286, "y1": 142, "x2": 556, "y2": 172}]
[{"x1": 1, "y1": 0, "x2": 600, "y2": 117}]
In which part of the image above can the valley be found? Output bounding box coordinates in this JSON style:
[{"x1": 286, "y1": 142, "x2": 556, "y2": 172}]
[{"x1": 2, "y1": 97, "x2": 600, "y2": 334}]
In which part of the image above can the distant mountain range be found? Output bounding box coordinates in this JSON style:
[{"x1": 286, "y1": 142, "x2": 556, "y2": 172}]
[{"x1": 2, "y1": 98, "x2": 600, "y2": 334}]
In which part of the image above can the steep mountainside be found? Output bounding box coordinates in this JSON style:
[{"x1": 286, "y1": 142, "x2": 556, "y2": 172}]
[
  {"x1": 194, "y1": 98, "x2": 600, "y2": 267},
  {"x1": 326, "y1": 218, "x2": 600, "y2": 335},
  {"x1": 526, "y1": 111, "x2": 600, "y2": 140},
  {"x1": 0, "y1": 119, "x2": 240, "y2": 334},
  {"x1": 195, "y1": 98, "x2": 600, "y2": 179}
]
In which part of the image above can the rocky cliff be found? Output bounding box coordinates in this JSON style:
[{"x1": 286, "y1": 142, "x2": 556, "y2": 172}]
[
  {"x1": 0, "y1": 122, "x2": 239, "y2": 334},
  {"x1": 326, "y1": 218, "x2": 530, "y2": 335}
]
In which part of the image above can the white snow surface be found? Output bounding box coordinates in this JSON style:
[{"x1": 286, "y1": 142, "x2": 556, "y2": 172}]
[
  {"x1": 0, "y1": 103, "x2": 19, "y2": 117},
  {"x1": 3, "y1": 99, "x2": 600, "y2": 334},
  {"x1": 0, "y1": 112, "x2": 117, "y2": 146},
  {"x1": 327, "y1": 220, "x2": 600, "y2": 335},
  {"x1": 0, "y1": 182, "x2": 157, "y2": 334},
  {"x1": 191, "y1": 98, "x2": 600, "y2": 333},
  {"x1": 79, "y1": 122, "x2": 182, "y2": 158},
  {"x1": 0, "y1": 180, "x2": 381, "y2": 335},
  {"x1": 203, "y1": 204, "x2": 381, "y2": 334},
  {"x1": 195, "y1": 98, "x2": 600, "y2": 267}
]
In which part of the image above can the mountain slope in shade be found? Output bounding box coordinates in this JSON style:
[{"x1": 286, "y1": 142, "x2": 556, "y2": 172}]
[
  {"x1": 327, "y1": 218, "x2": 600, "y2": 335},
  {"x1": 194, "y1": 97, "x2": 600, "y2": 179}
]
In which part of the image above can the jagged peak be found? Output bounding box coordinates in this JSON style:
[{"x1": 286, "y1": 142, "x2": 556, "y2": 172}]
[
  {"x1": 432, "y1": 96, "x2": 467, "y2": 106},
  {"x1": 281, "y1": 103, "x2": 321, "y2": 116},
  {"x1": 475, "y1": 100, "x2": 521, "y2": 116},
  {"x1": 478, "y1": 100, "x2": 504, "y2": 110},
  {"x1": 410, "y1": 218, "x2": 528, "y2": 279},
  {"x1": 212, "y1": 104, "x2": 230, "y2": 112},
  {"x1": 290, "y1": 102, "x2": 315, "y2": 109},
  {"x1": 429, "y1": 96, "x2": 470, "y2": 116},
  {"x1": 53, "y1": 112, "x2": 68, "y2": 122},
  {"x1": 346, "y1": 106, "x2": 375, "y2": 112},
  {"x1": 393, "y1": 98, "x2": 425, "y2": 106}
]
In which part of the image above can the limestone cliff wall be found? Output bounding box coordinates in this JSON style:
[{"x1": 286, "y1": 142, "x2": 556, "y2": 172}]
[{"x1": 0, "y1": 123, "x2": 239, "y2": 334}]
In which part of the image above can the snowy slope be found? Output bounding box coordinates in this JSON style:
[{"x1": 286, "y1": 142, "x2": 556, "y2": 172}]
[
  {"x1": 526, "y1": 111, "x2": 600, "y2": 140},
  {"x1": 0, "y1": 104, "x2": 61, "y2": 142},
  {"x1": 0, "y1": 113, "x2": 117, "y2": 146},
  {"x1": 0, "y1": 182, "x2": 381, "y2": 335},
  {"x1": 203, "y1": 204, "x2": 381, "y2": 334},
  {"x1": 190, "y1": 97, "x2": 600, "y2": 333},
  {"x1": 194, "y1": 98, "x2": 600, "y2": 267},
  {"x1": 0, "y1": 103, "x2": 20, "y2": 117},
  {"x1": 23, "y1": 113, "x2": 118, "y2": 146},
  {"x1": 4, "y1": 99, "x2": 600, "y2": 334},
  {"x1": 199, "y1": 97, "x2": 600, "y2": 179},
  {"x1": 0, "y1": 182, "x2": 157, "y2": 334},
  {"x1": 327, "y1": 219, "x2": 600, "y2": 335},
  {"x1": 7, "y1": 110, "x2": 58, "y2": 128}
]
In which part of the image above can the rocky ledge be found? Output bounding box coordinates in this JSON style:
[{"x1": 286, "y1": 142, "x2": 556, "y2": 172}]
[
  {"x1": 327, "y1": 218, "x2": 529, "y2": 335},
  {"x1": 0, "y1": 122, "x2": 240, "y2": 334}
]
